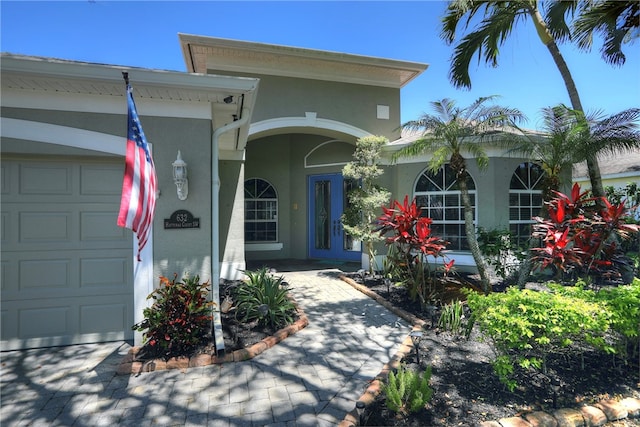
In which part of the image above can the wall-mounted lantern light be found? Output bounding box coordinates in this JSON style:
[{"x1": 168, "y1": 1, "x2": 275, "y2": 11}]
[{"x1": 172, "y1": 150, "x2": 188, "y2": 200}]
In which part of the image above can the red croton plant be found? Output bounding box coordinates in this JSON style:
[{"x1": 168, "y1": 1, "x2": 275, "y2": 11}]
[
  {"x1": 376, "y1": 195, "x2": 454, "y2": 305},
  {"x1": 531, "y1": 183, "x2": 639, "y2": 285}
]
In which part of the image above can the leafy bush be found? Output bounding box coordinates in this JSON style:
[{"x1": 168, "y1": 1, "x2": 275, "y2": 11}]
[
  {"x1": 376, "y1": 195, "x2": 454, "y2": 307},
  {"x1": 478, "y1": 228, "x2": 526, "y2": 280},
  {"x1": 531, "y1": 183, "x2": 639, "y2": 286},
  {"x1": 550, "y1": 278, "x2": 640, "y2": 361},
  {"x1": 234, "y1": 267, "x2": 297, "y2": 330},
  {"x1": 466, "y1": 285, "x2": 613, "y2": 391},
  {"x1": 383, "y1": 364, "x2": 433, "y2": 415},
  {"x1": 132, "y1": 274, "x2": 213, "y2": 359}
]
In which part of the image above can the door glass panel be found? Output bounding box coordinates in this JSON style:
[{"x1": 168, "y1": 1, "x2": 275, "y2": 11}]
[
  {"x1": 314, "y1": 180, "x2": 330, "y2": 250},
  {"x1": 342, "y1": 178, "x2": 359, "y2": 252}
]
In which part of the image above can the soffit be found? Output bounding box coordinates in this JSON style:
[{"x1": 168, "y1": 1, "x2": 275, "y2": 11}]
[
  {"x1": 180, "y1": 34, "x2": 428, "y2": 89},
  {"x1": 1, "y1": 54, "x2": 257, "y2": 105},
  {"x1": 1, "y1": 54, "x2": 259, "y2": 152}
]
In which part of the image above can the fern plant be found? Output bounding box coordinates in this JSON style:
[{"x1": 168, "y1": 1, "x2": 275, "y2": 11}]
[{"x1": 382, "y1": 364, "x2": 433, "y2": 415}]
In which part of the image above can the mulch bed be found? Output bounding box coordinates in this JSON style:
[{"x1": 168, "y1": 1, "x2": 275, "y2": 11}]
[{"x1": 343, "y1": 272, "x2": 640, "y2": 426}]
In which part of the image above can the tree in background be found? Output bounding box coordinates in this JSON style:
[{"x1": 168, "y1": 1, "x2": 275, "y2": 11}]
[
  {"x1": 341, "y1": 135, "x2": 391, "y2": 274},
  {"x1": 504, "y1": 104, "x2": 640, "y2": 286},
  {"x1": 393, "y1": 97, "x2": 525, "y2": 293},
  {"x1": 557, "y1": 0, "x2": 639, "y2": 67},
  {"x1": 440, "y1": 0, "x2": 637, "y2": 201}
]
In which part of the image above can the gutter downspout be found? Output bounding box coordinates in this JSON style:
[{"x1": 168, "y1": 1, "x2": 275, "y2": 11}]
[{"x1": 211, "y1": 109, "x2": 250, "y2": 357}]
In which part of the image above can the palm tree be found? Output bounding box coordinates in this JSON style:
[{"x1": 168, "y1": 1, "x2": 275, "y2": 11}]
[
  {"x1": 505, "y1": 105, "x2": 582, "y2": 201},
  {"x1": 440, "y1": 0, "x2": 606, "y2": 200},
  {"x1": 393, "y1": 96, "x2": 526, "y2": 294},
  {"x1": 570, "y1": 0, "x2": 640, "y2": 67},
  {"x1": 506, "y1": 104, "x2": 640, "y2": 287}
]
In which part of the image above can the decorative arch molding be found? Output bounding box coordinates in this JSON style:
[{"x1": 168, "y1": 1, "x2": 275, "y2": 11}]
[
  {"x1": 304, "y1": 139, "x2": 354, "y2": 169},
  {"x1": 1, "y1": 118, "x2": 125, "y2": 155},
  {"x1": 248, "y1": 114, "x2": 370, "y2": 141}
]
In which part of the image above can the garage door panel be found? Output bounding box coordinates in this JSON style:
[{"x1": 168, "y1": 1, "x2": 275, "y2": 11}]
[
  {"x1": 19, "y1": 306, "x2": 71, "y2": 339},
  {"x1": 79, "y1": 303, "x2": 128, "y2": 334},
  {"x1": 81, "y1": 211, "x2": 128, "y2": 241},
  {"x1": 20, "y1": 211, "x2": 73, "y2": 243},
  {"x1": 20, "y1": 258, "x2": 72, "y2": 291},
  {"x1": 80, "y1": 164, "x2": 124, "y2": 195},
  {"x1": 1, "y1": 162, "x2": 9, "y2": 194},
  {"x1": 1, "y1": 259, "x2": 10, "y2": 292},
  {"x1": 80, "y1": 257, "x2": 129, "y2": 288},
  {"x1": 19, "y1": 163, "x2": 73, "y2": 195},
  {"x1": 1, "y1": 210, "x2": 8, "y2": 244}
]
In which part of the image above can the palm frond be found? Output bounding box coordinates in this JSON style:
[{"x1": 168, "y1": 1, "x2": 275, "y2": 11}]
[{"x1": 544, "y1": 0, "x2": 579, "y2": 43}]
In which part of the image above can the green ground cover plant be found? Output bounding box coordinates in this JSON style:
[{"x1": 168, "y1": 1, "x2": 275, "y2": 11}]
[{"x1": 465, "y1": 279, "x2": 640, "y2": 391}]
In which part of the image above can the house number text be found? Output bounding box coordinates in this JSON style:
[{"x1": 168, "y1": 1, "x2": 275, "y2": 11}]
[{"x1": 164, "y1": 210, "x2": 200, "y2": 229}]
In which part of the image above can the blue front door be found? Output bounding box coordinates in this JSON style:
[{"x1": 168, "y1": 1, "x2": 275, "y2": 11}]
[{"x1": 308, "y1": 174, "x2": 361, "y2": 261}]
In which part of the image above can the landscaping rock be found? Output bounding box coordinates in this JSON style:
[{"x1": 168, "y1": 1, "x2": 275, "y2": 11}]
[
  {"x1": 594, "y1": 399, "x2": 628, "y2": 421},
  {"x1": 524, "y1": 410, "x2": 559, "y2": 427},
  {"x1": 579, "y1": 405, "x2": 607, "y2": 426},
  {"x1": 552, "y1": 408, "x2": 584, "y2": 427},
  {"x1": 620, "y1": 397, "x2": 640, "y2": 418}
]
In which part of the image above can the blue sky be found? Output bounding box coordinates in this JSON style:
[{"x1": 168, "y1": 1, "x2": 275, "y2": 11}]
[{"x1": 2, "y1": 1, "x2": 638, "y2": 129}]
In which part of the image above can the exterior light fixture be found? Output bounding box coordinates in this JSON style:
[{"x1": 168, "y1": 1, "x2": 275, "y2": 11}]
[
  {"x1": 172, "y1": 150, "x2": 188, "y2": 200},
  {"x1": 426, "y1": 305, "x2": 438, "y2": 328},
  {"x1": 355, "y1": 400, "x2": 366, "y2": 425},
  {"x1": 551, "y1": 377, "x2": 561, "y2": 408},
  {"x1": 409, "y1": 330, "x2": 424, "y2": 364}
]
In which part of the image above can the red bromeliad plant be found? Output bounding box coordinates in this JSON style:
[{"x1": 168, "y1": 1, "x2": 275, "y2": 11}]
[
  {"x1": 377, "y1": 195, "x2": 454, "y2": 305},
  {"x1": 531, "y1": 183, "x2": 639, "y2": 285}
]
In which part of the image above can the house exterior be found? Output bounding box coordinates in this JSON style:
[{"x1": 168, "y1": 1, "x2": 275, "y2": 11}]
[
  {"x1": 1, "y1": 36, "x2": 536, "y2": 351},
  {"x1": 573, "y1": 150, "x2": 640, "y2": 191}
]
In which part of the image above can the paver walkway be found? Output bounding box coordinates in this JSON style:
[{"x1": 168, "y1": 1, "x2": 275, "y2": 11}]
[{"x1": 0, "y1": 268, "x2": 411, "y2": 426}]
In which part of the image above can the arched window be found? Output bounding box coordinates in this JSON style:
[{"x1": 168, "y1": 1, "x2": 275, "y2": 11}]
[
  {"x1": 509, "y1": 162, "x2": 545, "y2": 244},
  {"x1": 413, "y1": 164, "x2": 476, "y2": 251},
  {"x1": 244, "y1": 178, "x2": 278, "y2": 242}
]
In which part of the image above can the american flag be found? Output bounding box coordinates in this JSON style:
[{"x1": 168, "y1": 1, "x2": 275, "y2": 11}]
[{"x1": 117, "y1": 82, "x2": 157, "y2": 260}]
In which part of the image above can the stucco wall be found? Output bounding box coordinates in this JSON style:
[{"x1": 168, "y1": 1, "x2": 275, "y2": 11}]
[
  {"x1": 144, "y1": 116, "x2": 213, "y2": 283},
  {"x1": 208, "y1": 71, "x2": 401, "y2": 141}
]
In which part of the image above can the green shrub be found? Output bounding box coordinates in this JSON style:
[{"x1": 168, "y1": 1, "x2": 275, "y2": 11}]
[
  {"x1": 383, "y1": 364, "x2": 433, "y2": 415},
  {"x1": 466, "y1": 286, "x2": 613, "y2": 391},
  {"x1": 234, "y1": 267, "x2": 297, "y2": 330},
  {"x1": 132, "y1": 274, "x2": 213, "y2": 359},
  {"x1": 551, "y1": 278, "x2": 640, "y2": 360}
]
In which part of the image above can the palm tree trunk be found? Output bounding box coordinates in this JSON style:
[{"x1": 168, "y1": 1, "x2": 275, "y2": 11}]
[
  {"x1": 458, "y1": 173, "x2": 491, "y2": 293},
  {"x1": 529, "y1": 6, "x2": 606, "y2": 200}
]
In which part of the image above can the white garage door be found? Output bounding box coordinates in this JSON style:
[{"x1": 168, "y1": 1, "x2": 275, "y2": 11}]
[{"x1": 1, "y1": 156, "x2": 134, "y2": 351}]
